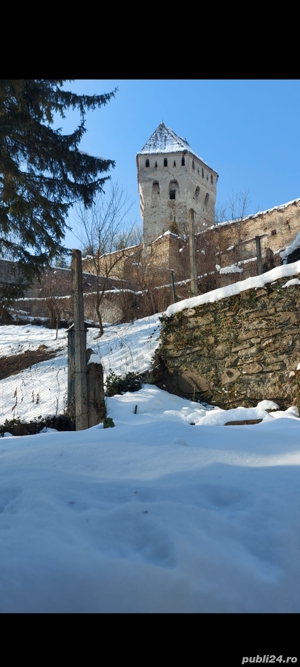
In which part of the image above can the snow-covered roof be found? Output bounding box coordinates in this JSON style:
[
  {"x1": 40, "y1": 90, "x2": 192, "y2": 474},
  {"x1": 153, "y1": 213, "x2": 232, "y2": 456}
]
[{"x1": 137, "y1": 123, "x2": 218, "y2": 174}]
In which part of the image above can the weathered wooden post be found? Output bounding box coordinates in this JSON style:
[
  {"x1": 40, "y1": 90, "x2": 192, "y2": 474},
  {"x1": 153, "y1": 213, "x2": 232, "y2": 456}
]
[
  {"x1": 170, "y1": 269, "x2": 176, "y2": 304},
  {"x1": 71, "y1": 249, "x2": 88, "y2": 430},
  {"x1": 86, "y1": 352, "x2": 106, "y2": 427},
  {"x1": 255, "y1": 235, "x2": 263, "y2": 275},
  {"x1": 188, "y1": 208, "x2": 198, "y2": 296},
  {"x1": 67, "y1": 323, "x2": 75, "y2": 418}
]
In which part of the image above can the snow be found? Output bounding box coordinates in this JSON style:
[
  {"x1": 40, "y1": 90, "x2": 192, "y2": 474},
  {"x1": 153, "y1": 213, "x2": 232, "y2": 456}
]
[
  {"x1": 239, "y1": 256, "x2": 257, "y2": 264},
  {"x1": 280, "y1": 230, "x2": 300, "y2": 261},
  {"x1": 166, "y1": 260, "x2": 300, "y2": 317},
  {"x1": 218, "y1": 263, "x2": 243, "y2": 274},
  {"x1": 256, "y1": 400, "x2": 280, "y2": 410},
  {"x1": 1, "y1": 313, "x2": 300, "y2": 612},
  {"x1": 0, "y1": 316, "x2": 161, "y2": 424},
  {"x1": 282, "y1": 278, "x2": 300, "y2": 288},
  {"x1": 87, "y1": 353, "x2": 102, "y2": 364}
]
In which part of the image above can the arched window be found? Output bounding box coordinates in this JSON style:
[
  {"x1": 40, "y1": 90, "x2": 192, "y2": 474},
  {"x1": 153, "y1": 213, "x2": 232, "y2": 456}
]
[
  {"x1": 195, "y1": 186, "x2": 200, "y2": 202},
  {"x1": 145, "y1": 159, "x2": 150, "y2": 167},
  {"x1": 181, "y1": 156, "x2": 185, "y2": 166},
  {"x1": 192, "y1": 160, "x2": 195, "y2": 170},
  {"x1": 173, "y1": 160, "x2": 176, "y2": 167},
  {"x1": 155, "y1": 161, "x2": 157, "y2": 168},
  {"x1": 204, "y1": 193, "x2": 209, "y2": 208}
]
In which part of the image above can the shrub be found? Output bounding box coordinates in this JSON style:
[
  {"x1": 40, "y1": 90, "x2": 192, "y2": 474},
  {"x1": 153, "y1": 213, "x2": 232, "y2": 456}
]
[
  {"x1": 0, "y1": 414, "x2": 75, "y2": 437},
  {"x1": 105, "y1": 370, "x2": 142, "y2": 397},
  {"x1": 103, "y1": 417, "x2": 115, "y2": 428}
]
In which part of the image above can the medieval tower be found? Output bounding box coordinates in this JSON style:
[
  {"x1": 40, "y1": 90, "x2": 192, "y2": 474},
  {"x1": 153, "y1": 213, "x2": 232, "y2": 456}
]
[{"x1": 136, "y1": 122, "x2": 219, "y2": 246}]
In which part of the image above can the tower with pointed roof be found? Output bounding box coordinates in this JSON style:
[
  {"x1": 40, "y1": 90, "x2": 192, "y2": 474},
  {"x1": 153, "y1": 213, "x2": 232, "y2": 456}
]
[{"x1": 136, "y1": 122, "x2": 218, "y2": 246}]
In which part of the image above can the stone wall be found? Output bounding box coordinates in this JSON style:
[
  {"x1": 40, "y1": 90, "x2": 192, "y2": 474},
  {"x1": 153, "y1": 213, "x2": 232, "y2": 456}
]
[
  {"x1": 12, "y1": 290, "x2": 140, "y2": 326},
  {"x1": 153, "y1": 272, "x2": 300, "y2": 411},
  {"x1": 0, "y1": 260, "x2": 116, "y2": 297},
  {"x1": 203, "y1": 198, "x2": 300, "y2": 271},
  {"x1": 125, "y1": 198, "x2": 300, "y2": 297}
]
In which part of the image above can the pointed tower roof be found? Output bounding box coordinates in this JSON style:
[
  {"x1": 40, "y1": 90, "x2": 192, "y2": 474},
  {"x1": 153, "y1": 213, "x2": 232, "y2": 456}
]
[{"x1": 137, "y1": 122, "x2": 217, "y2": 173}]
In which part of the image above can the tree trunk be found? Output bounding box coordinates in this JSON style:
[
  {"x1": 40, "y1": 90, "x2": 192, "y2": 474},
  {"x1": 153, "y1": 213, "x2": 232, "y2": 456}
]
[{"x1": 96, "y1": 296, "x2": 104, "y2": 336}]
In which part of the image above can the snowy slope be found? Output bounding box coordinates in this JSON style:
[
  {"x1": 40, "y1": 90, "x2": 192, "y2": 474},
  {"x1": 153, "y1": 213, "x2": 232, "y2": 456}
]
[
  {"x1": 0, "y1": 315, "x2": 161, "y2": 423},
  {"x1": 1, "y1": 311, "x2": 300, "y2": 613}
]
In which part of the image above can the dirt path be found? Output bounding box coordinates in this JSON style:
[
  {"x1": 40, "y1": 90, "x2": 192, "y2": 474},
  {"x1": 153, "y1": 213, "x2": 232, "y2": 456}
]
[{"x1": 0, "y1": 347, "x2": 63, "y2": 381}]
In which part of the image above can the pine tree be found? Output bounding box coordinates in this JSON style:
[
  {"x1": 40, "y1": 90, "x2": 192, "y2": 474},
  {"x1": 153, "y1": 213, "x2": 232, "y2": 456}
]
[{"x1": 0, "y1": 80, "x2": 116, "y2": 286}]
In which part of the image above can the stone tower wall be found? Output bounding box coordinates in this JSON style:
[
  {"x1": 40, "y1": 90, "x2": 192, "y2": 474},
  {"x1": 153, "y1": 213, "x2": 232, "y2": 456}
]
[{"x1": 137, "y1": 151, "x2": 217, "y2": 245}]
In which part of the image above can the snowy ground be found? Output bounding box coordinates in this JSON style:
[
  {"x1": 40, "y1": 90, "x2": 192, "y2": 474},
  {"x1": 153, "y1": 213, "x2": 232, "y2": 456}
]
[
  {"x1": 0, "y1": 314, "x2": 300, "y2": 613},
  {"x1": 0, "y1": 315, "x2": 161, "y2": 423}
]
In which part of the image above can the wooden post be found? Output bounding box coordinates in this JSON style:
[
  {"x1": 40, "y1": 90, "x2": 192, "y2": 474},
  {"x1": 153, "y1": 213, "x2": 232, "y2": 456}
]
[
  {"x1": 255, "y1": 235, "x2": 263, "y2": 275},
  {"x1": 188, "y1": 208, "x2": 198, "y2": 296},
  {"x1": 67, "y1": 324, "x2": 75, "y2": 418},
  {"x1": 170, "y1": 269, "x2": 176, "y2": 303},
  {"x1": 233, "y1": 234, "x2": 267, "y2": 277},
  {"x1": 71, "y1": 249, "x2": 88, "y2": 430},
  {"x1": 87, "y1": 361, "x2": 106, "y2": 427}
]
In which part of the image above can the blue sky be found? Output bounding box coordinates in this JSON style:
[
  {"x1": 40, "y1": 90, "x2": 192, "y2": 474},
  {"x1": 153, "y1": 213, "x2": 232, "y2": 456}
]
[{"x1": 60, "y1": 80, "x2": 300, "y2": 249}]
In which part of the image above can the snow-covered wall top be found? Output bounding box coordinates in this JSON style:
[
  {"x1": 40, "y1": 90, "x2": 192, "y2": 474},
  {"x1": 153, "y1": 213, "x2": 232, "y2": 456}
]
[
  {"x1": 156, "y1": 265, "x2": 300, "y2": 410},
  {"x1": 206, "y1": 198, "x2": 300, "y2": 232},
  {"x1": 166, "y1": 261, "x2": 300, "y2": 316}
]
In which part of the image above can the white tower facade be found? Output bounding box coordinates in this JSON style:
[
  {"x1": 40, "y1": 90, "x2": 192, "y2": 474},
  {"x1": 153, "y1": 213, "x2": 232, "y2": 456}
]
[{"x1": 136, "y1": 123, "x2": 218, "y2": 246}]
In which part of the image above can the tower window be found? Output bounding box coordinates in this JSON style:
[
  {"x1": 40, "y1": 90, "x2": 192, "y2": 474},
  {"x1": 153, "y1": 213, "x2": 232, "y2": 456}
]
[
  {"x1": 204, "y1": 193, "x2": 209, "y2": 208},
  {"x1": 155, "y1": 161, "x2": 157, "y2": 168},
  {"x1": 145, "y1": 159, "x2": 150, "y2": 167},
  {"x1": 211, "y1": 175, "x2": 213, "y2": 184},
  {"x1": 173, "y1": 160, "x2": 176, "y2": 167},
  {"x1": 164, "y1": 158, "x2": 168, "y2": 167},
  {"x1": 169, "y1": 179, "x2": 179, "y2": 200},
  {"x1": 202, "y1": 168, "x2": 204, "y2": 178},
  {"x1": 181, "y1": 156, "x2": 185, "y2": 166},
  {"x1": 152, "y1": 181, "x2": 160, "y2": 195},
  {"x1": 195, "y1": 186, "x2": 200, "y2": 202},
  {"x1": 192, "y1": 160, "x2": 195, "y2": 170}
]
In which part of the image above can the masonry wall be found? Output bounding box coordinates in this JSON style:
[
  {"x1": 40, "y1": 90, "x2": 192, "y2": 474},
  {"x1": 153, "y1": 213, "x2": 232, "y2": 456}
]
[
  {"x1": 3, "y1": 198, "x2": 300, "y2": 327},
  {"x1": 202, "y1": 198, "x2": 300, "y2": 271},
  {"x1": 153, "y1": 275, "x2": 300, "y2": 411},
  {"x1": 140, "y1": 198, "x2": 300, "y2": 293},
  {"x1": 13, "y1": 291, "x2": 135, "y2": 326}
]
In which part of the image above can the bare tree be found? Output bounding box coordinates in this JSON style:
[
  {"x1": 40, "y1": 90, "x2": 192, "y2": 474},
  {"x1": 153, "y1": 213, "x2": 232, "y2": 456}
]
[
  {"x1": 214, "y1": 189, "x2": 252, "y2": 225},
  {"x1": 75, "y1": 181, "x2": 140, "y2": 336},
  {"x1": 212, "y1": 189, "x2": 257, "y2": 271},
  {"x1": 226, "y1": 189, "x2": 252, "y2": 222},
  {"x1": 36, "y1": 269, "x2": 59, "y2": 334},
  {"x1": 114, "y1": 225, "x2": 143, "y2": 251}
]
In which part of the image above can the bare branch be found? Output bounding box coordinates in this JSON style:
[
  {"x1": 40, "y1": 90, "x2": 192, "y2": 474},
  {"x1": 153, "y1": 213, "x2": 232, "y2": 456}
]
[{"x1": 73, "y1": 181, "x2": 140, "y2": 335}]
